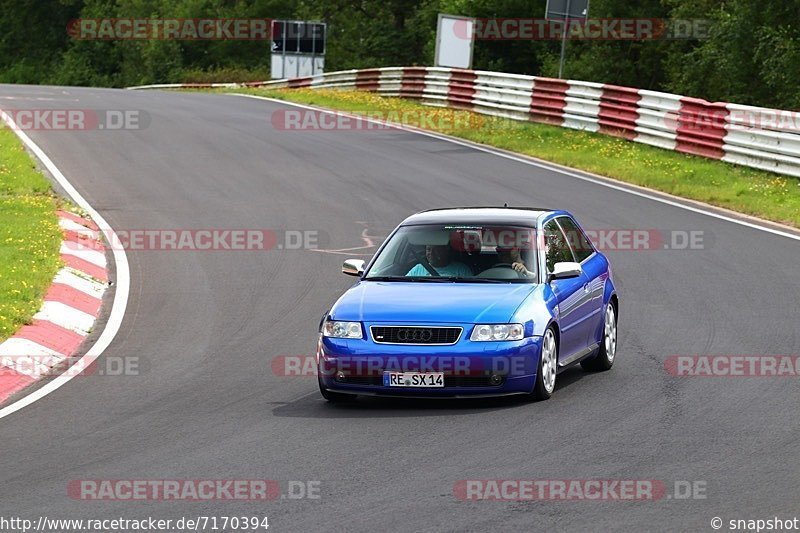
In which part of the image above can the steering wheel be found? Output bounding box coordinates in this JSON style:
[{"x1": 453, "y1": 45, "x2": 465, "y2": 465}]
[{"x1": 490, "y1": 263, "x2": 525, "y2": 278}]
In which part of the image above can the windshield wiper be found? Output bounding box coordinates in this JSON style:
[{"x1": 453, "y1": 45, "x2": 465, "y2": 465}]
[
  {"x1": 449, "y1": 277, "x2": 507, "y2": 283},
  {"x1": 405, "y1": 277, "x2": 458, "y2": 282},
  {"x1": 365, "y1": 276, "x2": 468, "y2": 282},
  {"x1": 366, "y1": 276, "x2": 523, "y2": 283}
]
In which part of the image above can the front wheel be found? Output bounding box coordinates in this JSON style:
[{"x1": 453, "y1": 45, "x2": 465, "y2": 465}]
[
  {"x1": 582, "y1": 302, "x2": 617, "y2": 372},
  {"x1": 531, "y1": 327, "x2": 557, "y2": 401}
]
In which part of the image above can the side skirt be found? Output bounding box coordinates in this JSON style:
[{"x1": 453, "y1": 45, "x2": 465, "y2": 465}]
[{"x1": 559, "y1": 343, "x2": 600, "y2": 367}]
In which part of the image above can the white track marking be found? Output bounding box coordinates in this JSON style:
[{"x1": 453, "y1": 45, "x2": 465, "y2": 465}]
[
  {"x1": 0, "y1": 112, "x2": 130, "y2": 421},
  {"x1": 232, "y1": 93, "x2": 800, "y2": 243},
  {"x1": 312, "y1": 228, "x2": 378, "y2": 255}
]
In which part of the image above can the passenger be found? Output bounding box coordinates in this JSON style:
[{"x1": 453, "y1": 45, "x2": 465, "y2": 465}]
[{"x1": 406, "y1": 244, "x2": 472, "y2": 277}]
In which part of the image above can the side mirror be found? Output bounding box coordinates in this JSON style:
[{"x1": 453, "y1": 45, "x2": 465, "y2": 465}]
[
  {"x1": 548, "y1": 261, "x2": 582, "y2": 282},
  {"x1": 342, "y1": 259, "x2": 366, "y2": 277}
]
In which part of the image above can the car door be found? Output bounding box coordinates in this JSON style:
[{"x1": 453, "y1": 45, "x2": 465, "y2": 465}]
[
  {"x1": 542, "y1": 218, "x2": 592, "y2": 361},
  {"x1": 555, "y1": 216, "x2": 605, "y2": 350}
]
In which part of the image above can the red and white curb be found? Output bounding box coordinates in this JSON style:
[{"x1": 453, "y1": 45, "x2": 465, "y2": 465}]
[
  {"x1": 0, "y1": 110, "x2": 128, "y2": 421},
  {"x1": 0, "y1": 210, "x2": 108, "y2": 404}
]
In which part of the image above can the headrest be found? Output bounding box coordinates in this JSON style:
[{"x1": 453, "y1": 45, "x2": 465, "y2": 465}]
[{"x1": 450, "y1": 230, "x2": 482, "y2": 252}]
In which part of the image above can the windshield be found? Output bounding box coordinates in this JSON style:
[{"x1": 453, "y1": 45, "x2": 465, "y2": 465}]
[{"x1": 364, "y1": 224, "x2": 538, "y2": 283}]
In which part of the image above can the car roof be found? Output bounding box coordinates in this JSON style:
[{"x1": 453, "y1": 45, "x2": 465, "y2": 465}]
[{"x1": 401, "y1": 207, "x2": 560, "y2": 226}]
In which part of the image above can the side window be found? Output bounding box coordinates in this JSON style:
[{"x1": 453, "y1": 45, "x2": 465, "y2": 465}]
[
  {"x1": 556, "y1": 217, "x2": 594, "y2": 263},
  {"x1": 543, "y1": 220, "x2": 576, "y2": 273}
]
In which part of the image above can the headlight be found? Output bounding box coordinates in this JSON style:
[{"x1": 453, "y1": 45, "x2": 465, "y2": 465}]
[
  {"x1": 470, "y1": 323, "x2": 524, "y2": 341},
  {"x1": 322, "y1": 320, "x2": 363, "y2": 339}
]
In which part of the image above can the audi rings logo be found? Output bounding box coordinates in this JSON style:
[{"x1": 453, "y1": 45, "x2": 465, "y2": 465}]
[{"x1": 396, "y1": 328, "x2": 433, "y2": 342}]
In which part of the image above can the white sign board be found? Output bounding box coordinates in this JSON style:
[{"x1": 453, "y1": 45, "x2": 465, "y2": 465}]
[
  {"x1": 434, "y1": 14, "x2": 474, "y2": 69},
  {"x1": 271, "y1": 54, "x2": 325, "y2": 79}
]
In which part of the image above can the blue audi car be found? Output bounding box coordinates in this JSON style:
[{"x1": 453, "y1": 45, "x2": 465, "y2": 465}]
[{"x1": 317, "y1": 207, "x2": 618, "y2": 402}]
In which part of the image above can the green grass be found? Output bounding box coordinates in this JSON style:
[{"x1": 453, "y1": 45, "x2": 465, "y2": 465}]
[
  {"x1": 0, "y1": 127, "x2": 62, "y2": 341},
  {"x1": 232, "y1": 87, "x2": 800, "y2": 228}
]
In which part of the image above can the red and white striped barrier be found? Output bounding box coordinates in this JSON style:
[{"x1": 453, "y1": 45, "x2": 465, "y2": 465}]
[
  {"x1": 129, "y1": 67, "x2": 800, "y2": 177},
  {"x1": 0, "y1": 211, "x2": 108, "y2": 404}
]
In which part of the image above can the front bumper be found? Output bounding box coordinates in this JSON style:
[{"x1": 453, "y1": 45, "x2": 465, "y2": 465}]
[{"x1": 317, "y1": 332, "x2": 542, "y2": 398}]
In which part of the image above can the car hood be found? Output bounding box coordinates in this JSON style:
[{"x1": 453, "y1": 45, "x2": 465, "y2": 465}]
[{"x1": 330, "y1": 281, "x2": 537, "y2": 324}]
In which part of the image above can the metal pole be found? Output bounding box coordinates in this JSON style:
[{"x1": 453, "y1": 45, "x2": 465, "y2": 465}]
[
  {"x1": 557, "y1": 0, "x2": 571, "y2": 78},
  {"x1": 296, "y1": 22, "x2": 301, "y2": 78},
  {"x1": 310, "y1": 24, "x2": 316, "y2": 76},
  {"x1": 281, "y1": 21, "x2": 287, "y2": 79}
]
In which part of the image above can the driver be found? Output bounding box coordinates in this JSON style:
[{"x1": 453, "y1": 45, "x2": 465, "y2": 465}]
[
  {"x1": 406, "y1": 244, "x2": 472, "y2": 277},
  {"x1": 495, "y1": 246, "x2": 533, "y2": 276}
]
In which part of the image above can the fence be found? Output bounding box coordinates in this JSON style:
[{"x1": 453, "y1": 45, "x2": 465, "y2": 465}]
[{"x1": 130, "y1": 67, "x2": 800, "y2": 178}]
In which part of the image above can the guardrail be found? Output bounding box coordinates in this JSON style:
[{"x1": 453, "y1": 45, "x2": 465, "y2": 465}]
[{"x1": 130, "y1": 67, "x2": 800, "y2": 178}]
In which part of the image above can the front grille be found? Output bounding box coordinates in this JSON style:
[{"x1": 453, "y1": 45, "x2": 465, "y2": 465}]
[
  {"x1": 370, "y1": 326, "x2": 462, "y2": 345},
  {"x1": 334, "y1": 374, "x2": 503, "y2": 388}
]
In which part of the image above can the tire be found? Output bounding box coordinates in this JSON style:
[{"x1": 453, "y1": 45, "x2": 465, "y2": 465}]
[
  {"x1": 531, "y1": 327, "x2": 558, "y2": 401},
  {"x1": 581, "y1": 301, "x2": 617, "y2": 372},
  {"x1": 318, "y1": 378, "x2": 357, "y2": 403}
]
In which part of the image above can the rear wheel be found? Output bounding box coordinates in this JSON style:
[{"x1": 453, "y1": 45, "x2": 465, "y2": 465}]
[
  {"x1": 582, "y1": 302, "x2": 617, "y2": 372},
  {"x1": 531, "y1": 327, "x2": 557, "y2": 401},
  {"x1": 318, "y1": 378, "x2": 357, "y2": 403}
]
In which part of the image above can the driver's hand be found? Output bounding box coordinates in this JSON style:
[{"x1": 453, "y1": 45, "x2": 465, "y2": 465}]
[{"x1": 511, "y1": 262, "x2": 527, "y2": 273}]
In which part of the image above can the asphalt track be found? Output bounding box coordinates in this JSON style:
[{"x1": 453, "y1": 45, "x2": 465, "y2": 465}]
[{"x1": 0, "y1": 84, "x2": 799, "y2": 532}]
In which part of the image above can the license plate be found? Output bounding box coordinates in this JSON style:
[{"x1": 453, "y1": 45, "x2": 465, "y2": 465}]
[{"x1": 383, "y1": 371, "x2": 445, "y2": 388}]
